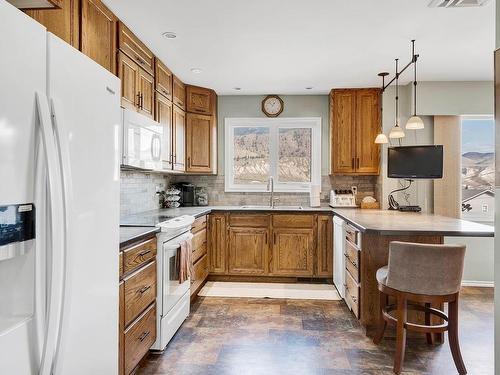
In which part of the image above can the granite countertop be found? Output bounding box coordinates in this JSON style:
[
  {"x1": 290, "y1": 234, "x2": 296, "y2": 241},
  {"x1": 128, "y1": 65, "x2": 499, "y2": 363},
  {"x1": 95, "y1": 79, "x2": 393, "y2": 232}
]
[
  {"x1": 333, "y1": 208, "x2": 494, "y2": 237},
  {"x1": 120, "y1": 226, "x2": 160, "y2": 249}
]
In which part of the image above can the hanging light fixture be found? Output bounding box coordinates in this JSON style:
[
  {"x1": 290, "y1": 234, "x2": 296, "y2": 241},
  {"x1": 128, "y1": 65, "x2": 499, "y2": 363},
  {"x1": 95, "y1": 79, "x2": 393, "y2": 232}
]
[
  {"x1": 406, "y1": 40, "x2": 424, "y2": 130},
  {"x1": 374, "y1": 72, "x2": 389, "y2": 144},
  {"x1": 389, "y1": 59, "x2": 405, "y2": 139}
]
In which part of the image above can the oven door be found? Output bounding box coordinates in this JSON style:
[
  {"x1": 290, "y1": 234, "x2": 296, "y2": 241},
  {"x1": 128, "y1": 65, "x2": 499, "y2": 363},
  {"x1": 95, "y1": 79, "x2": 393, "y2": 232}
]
[{"x1": 161, "y1": 232, "x2": 192, "y2": 316}]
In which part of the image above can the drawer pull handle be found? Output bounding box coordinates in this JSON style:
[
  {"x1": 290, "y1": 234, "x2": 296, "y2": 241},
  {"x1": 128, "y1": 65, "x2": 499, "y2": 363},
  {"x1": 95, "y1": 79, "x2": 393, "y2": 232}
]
[
  {"x1": 138, "y1": 331, "x2": 150, "y2": 342},
  {"x1": 139, "y1": 285, "x2": 151, "y2": 294},
  {"x1": 344, "y1": 253, "x2": 357, "y2": 267},
  {"x1": 138, "y1": 250, "x2": 151, "y2": 257},
  {"x1": 352, "y1": 296, "x2": 357, "y2": 303}
]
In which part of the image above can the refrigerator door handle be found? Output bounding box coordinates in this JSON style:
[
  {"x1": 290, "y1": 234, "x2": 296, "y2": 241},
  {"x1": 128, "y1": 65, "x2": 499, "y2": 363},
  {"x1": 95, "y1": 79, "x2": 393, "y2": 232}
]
[{"x1": 35, "y1": 92, "x2": 67, "y2": 375}]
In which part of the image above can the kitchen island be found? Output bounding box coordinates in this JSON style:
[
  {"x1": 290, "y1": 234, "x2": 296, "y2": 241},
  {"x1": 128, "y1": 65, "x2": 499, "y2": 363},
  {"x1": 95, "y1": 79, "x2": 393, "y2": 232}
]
[{"x1": 331, "y1": 208, "x2": 493, "y2": 341}]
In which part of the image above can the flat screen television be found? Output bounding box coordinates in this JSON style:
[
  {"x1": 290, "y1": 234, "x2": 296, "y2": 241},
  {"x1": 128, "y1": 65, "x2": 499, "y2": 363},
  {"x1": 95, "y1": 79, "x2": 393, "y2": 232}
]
[{"x1": 387, "y1": 145, "x2": 443, "y2": 179}]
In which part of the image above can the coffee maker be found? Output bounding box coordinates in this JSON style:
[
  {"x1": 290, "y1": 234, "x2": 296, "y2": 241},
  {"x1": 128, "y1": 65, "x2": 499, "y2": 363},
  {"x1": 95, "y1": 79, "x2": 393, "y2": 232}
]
[{"x1": 177, "y1": 183, "x2": 195, "y2": 206}]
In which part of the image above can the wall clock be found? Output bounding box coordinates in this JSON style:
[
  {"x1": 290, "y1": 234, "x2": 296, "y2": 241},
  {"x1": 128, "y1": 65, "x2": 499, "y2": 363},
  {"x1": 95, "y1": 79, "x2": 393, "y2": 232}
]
[{"x1": 262, "y1": 95, "x2": 284, "y2": 117}]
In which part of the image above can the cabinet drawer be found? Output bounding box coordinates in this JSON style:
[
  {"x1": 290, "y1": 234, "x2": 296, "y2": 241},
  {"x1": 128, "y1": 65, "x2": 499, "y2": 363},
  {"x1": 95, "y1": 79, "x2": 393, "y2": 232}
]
[
  {"x1": 345, "y1": 269, "x2": 360, "y2": 318},
  {"x1": 124, "y1": 302, "x2": 156, "y2": 375},
  {"x1": 123, "y1": 237, "x2": 157, "y2": 275},
  {"x1": 191, "y1": 215, "x2": 207, "y2": 234},
  {"x1": 119, "y1": 252, "x2": 124, "y2": 279},
  {"x1": 345, "y1": 240, "x2": 360, "y2": 283},
  {"x1": 191, "y1": 254, "x2": 208, "y2": 296},
  {"x1": 272, "y1": 214, "x2": 314, "y2": 228},
  {"x1": 229, "y1": 214, "x2": 269, "y2": 228},
  {"x1": 192, "y1": 228, "x2": 207, "y2": 263},
  {"x1": 118, "y1": 22, "x2": 154, "y2": 75},
  {"x1": 124, "y1": 261, "x2": 156, "y2": 326},
  {"x1": 345, "y1": 224, "x2": 359, "y2": 246}
]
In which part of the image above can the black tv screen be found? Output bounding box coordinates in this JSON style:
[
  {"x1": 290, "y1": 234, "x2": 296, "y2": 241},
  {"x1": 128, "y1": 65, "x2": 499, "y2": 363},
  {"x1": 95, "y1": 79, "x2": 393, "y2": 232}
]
[{"x1": 388, "y1": 146, "x2": 443, "y2": 179}]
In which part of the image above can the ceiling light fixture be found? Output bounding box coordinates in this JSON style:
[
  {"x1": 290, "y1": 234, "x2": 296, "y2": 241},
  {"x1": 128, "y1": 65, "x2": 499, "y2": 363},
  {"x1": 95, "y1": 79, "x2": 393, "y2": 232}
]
[
  {"x1": 162, "y1": 31, "x2": 177, "y2": 39},
  {"x1": 389, "y1": 58, "x2": 405, "y2": 140},
  {"x1": 406, "y1": 41, "x2": 424, "y2": 130},
  {"x1": 190, "y1": 68, "x2": 202, "y2": 74}
]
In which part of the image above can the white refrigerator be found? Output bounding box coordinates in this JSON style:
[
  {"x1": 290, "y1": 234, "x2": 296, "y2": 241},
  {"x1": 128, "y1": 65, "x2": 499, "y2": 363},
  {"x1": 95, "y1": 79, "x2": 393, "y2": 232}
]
[{"x1": 0, "y1": 2, "x2": 120, "y2": 374}]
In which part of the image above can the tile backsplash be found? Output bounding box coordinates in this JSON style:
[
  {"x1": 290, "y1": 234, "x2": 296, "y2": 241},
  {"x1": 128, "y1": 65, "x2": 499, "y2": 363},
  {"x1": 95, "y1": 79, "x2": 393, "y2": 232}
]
[{"x1": 120, "y1": 171, "x2": 378, "y2": 216}]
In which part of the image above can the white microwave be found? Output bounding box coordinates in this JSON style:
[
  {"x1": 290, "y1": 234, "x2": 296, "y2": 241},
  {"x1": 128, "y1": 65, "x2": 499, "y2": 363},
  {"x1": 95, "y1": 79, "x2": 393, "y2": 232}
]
[{"x1": 121, "y1": 108, "x2": 169, "y2": 171}]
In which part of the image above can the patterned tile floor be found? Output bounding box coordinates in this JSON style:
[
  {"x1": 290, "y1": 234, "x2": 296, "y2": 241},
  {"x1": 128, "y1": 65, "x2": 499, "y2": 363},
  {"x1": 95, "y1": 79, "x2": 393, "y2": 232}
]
[{"x1": 138, "y1": 287, "x2": 493, "y2": 375}]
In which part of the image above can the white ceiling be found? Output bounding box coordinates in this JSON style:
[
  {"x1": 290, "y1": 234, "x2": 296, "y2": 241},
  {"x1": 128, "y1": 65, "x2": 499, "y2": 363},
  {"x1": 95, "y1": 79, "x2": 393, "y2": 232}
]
[{"x1": 102, "y1": 0, "x2": 495, "y2": 95}]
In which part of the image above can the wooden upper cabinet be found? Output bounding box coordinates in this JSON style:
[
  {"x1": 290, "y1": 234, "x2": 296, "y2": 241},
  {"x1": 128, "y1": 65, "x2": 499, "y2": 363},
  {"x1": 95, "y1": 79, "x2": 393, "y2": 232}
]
[
  {"x1": 186, "y1": 85, "x2": 214, "y2": 115},
  {"x1": 155, "y1": 59, "x2": 173, "y2": 101},
  {"x1": 208, "y1": 214, "x2": 227, "y2": 274},
  {"x1": 155, "y1": 93, "x2": 173, "y2": 170},
  {"x1": 331, "y1": 90, "x2": 356, "y2": 174},
  {"x1": 137, "y1": 68, "x2": 154, "y2": 119},
  {"x1": 271, "y1": 228, "x2": 314, "y2": 277},
  {"x1": 26, "y1": 0, "x2": 79, "y2": 48},
  {"x1": 172, "y1": 105, "x2": 185, "y2": 172},
  {"x1": 330, "y1": 88, "x2": 381, "y2": 175},
  {"x1": 316, "y1": 215, "x2": 333, "y2": 277},
  {"x1": 186, "y1": 113, "x2": 214, "y2": 173},
  {"x1": 172, "y1": 75, "x2": 186, "y2": 110},
  {"x1": 118, "y1": 51, "x2": 139, "y2": 111},
  {"x1": 80, "y1": 0, "x2": 117, "y2": 74},
  {"x1": 118, "y1": 21, "x2": 154, "y2": 75},
  {"x1": 228, "y1": 227, "x2": 268, "y2": 275},
  {"x1": 355, "y1": 89, "x2": 381, "y2": 174}
]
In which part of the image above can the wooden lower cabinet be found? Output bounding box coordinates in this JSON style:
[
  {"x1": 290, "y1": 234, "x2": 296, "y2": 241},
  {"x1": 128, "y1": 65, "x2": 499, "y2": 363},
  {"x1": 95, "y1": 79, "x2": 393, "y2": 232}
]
[
  {"x1": 228, "y1": 227, "x2": 268, "y2": 275},
  {"x1": 208, "y1": 213, "x2": 227, "y2": 274},
  {"x1": 316, "y1": 215, "x2": 333, "y2": 277},
  {"x1": 191, "y1": 254, "x2": 209, "y2": 298},
  {"x1": 119, "y1": 235, "x2": 157, "y2": 375},
  {"x1": 271, "y1": 228, "x2": 314, "y2": 277},
  {"x1": 190, "y1": 215, "x2": 208, "y2": 299}
]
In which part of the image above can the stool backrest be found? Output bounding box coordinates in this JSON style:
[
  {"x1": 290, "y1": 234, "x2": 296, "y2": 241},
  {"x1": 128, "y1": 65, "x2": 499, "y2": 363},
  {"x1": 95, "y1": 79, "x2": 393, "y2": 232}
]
[{"x1": 386, "y1": 241, "x2": 466, "y2": 296}]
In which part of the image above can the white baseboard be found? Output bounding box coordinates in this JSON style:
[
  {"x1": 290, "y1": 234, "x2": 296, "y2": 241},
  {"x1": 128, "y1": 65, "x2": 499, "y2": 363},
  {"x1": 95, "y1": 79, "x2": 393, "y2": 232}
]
[{"x1": 461, "y1": 280, "x2": 494, "y2": 287}]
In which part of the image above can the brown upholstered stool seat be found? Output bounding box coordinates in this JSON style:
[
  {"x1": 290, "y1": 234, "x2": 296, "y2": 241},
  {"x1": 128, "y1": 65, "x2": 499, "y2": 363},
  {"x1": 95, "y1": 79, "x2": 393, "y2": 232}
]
[{"x1": 373, "y1": 241, "x2": 467, "y2": 375}]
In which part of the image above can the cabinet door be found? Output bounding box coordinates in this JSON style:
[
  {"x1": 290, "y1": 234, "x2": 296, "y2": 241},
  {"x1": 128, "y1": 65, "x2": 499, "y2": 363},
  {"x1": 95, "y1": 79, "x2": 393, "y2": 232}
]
[
  {"x1": 117, "y1": 51, "x2": 139, "y2": 111},
  {"x1": 118, "y1": 21, "x2": 154, "y2": 75},
  {"x1": 228, "y1": 227, "x2": 268, "y2": 275},
  {"x1": 355, "y1": 89, "x2": 381, "y2": 175},
  {"x1": 172, "y1": 105, "x2": 186, "y2": 171},
  {"x1": 172, "y1": 75, "x2": 186, "y2": 110},
  {"x1": 186, "y1": 113, "x2": 213, "y2": 173},
  {"x1": 155, "y1": 93, "x2": 173, "y2": 170},
  {"x1": 137, "y1": 68, "x2": 154, "y2": 119},
  {"x1": 316, "y1": 215, "x2": 333, "y2": 277},
  {"x1": 330, "y1": 89, "x2": 356, "y2": 174},
  {"x1": 208, "y1": 214, "x2": 227, "y2": 274},
  {"x1": 155, "y1": 59, "x2": 173, "y2": 101},
  {"x1": 186, "y1": 85, "x2": 214, "y2": 115},
  {"x1": 26, "y1": 0, "x2": 79, "y2": 48},
  {"x1": 271, "y1": 228, "x2": 314, "y2": 277},
  {"x1": 80, "y1": 0, "x2": 117, "y2": 74}
]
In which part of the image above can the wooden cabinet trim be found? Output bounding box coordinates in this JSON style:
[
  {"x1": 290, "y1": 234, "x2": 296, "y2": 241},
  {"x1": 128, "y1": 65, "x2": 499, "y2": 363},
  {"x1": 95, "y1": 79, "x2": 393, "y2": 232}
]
[{"x1": 272, "y1": 214, "x2": 315, "y2": 228}]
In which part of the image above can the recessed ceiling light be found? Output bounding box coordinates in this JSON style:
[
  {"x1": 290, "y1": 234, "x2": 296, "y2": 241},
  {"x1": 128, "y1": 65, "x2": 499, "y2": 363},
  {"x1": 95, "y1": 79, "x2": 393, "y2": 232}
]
[
  {"x1": 190, "y1": 68, "x2": 202, "y2": 74},
  {"x1": 305, "y1": 87, "x2": 313, "y2": 90},
  {"x1": 233, "y1": 87, "x2": 242, "y2": 91},
  {"x1": 162, "y1": 31, "x2": 177, "y2": 39}
]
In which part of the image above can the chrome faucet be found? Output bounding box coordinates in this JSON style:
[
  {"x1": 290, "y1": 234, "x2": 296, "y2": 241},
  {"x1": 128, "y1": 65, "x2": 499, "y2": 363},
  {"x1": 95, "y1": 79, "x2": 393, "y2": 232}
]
[{"x1": 267, "y1": 176, "x2": 278, "y2": 208}]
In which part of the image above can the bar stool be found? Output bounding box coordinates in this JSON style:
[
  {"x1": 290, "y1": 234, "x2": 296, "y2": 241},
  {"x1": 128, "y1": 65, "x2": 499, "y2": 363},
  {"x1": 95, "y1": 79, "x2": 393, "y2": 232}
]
[{"x1": 373, "y1": 241, "x2": 466, "y2": 375}]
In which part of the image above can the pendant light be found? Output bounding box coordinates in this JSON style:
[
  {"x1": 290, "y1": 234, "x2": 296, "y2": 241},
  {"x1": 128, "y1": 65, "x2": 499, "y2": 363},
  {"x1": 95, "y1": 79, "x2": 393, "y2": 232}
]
[
  {"x1": 389, "y1": 59, "x2": 405, "y2": 139},
  {"x1": 374, "y1": 72, "x2": 389, "y2": 144},
  {"x1": 406, "y1": 40, "x2": 424, "y2": 130}
]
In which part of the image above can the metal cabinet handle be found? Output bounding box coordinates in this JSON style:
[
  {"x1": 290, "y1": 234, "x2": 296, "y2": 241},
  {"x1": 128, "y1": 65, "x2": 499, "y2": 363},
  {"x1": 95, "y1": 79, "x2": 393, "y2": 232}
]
[
  {"x1": 136, "y1": 93, "x2": 141, "y2": 107},
  {"x1": 138, "y1": 250, "x2": 151, "y2": 257},
  {"x1": 139, "y1": 285, "x2": 151, "y2": 294},
  {"x1": 140, "y1": 93, "x2": 144, "y2": 109},
  {"x1": 352, "y1": 296, "x2": 357, "y2": 303},
  {"x1": 273, "y1": 233, "x2": 276, "y2": 244},
  {"x1": 138, "y1": 331, "x2": 150, "y2": 342},
  {"x1": 344, "y1": 253, "x2": 357, "y2": 267},
  {"x1": 136, "y1": 56, "x2": 146, "y2": 65}
]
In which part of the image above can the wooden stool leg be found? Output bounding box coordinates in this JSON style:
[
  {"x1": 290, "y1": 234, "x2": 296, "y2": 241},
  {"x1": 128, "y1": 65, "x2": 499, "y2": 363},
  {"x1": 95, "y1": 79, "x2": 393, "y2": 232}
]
[
  {"x1": 393, "y1": 295, "x2": 407, "y2": 375},
  {"x1": 425, "y1": 302, "x2": 434, "y2": 345},
  {"x1": 373, "y1": 291, "x2": 388, "y2": 345},
  {"x1": 448, "y1": 299, "x2": 467, "y2": 374}
]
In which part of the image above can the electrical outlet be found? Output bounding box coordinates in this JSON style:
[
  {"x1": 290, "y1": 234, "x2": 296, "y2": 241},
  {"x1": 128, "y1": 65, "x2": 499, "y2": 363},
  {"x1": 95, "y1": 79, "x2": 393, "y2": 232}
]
[{"x1": 351, "y1": 186, "x2": 358, "y2": 195}]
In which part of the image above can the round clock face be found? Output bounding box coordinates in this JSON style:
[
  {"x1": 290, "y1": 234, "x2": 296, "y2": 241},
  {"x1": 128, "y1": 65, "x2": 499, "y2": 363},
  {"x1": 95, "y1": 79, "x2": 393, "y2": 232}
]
[{"x1": 263, "y1": 96, "x2": 283, "y2": 117}]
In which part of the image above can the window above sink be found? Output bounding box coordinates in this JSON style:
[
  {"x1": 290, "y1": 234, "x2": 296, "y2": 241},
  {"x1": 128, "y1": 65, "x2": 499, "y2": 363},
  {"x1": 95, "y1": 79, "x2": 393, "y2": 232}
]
[{"x1": 224, "y1": 117, "x2": 321, "y2": 193}]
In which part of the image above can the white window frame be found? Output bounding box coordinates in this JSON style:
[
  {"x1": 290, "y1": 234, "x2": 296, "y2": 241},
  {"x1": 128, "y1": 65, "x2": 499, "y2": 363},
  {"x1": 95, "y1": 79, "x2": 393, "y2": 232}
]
[{"x1": 225, "y1": 117, "x2": 321, "y2": 193}]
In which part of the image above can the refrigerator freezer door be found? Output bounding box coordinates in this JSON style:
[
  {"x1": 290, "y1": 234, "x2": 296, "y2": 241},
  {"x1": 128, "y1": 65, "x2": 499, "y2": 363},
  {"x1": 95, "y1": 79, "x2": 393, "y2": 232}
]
[
  {"x1": 0, "y1": 2, "x2": 47, "y2": 374},
  {"x1": 47, "y1": 34, "x2": 120, "y2": 375}
]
